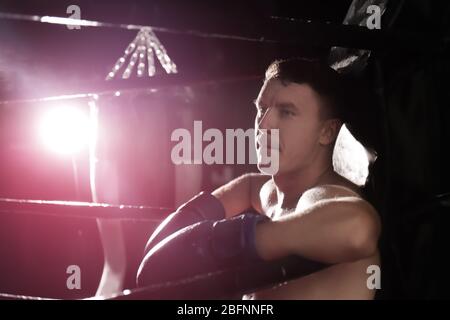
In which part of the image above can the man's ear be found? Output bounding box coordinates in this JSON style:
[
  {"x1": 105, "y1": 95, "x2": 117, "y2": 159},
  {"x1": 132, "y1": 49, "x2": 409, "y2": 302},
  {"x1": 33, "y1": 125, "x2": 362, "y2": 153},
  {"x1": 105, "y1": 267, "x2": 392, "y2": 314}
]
[{"x1": 319, "y1": 119, "x2": 342, "y2": 145}]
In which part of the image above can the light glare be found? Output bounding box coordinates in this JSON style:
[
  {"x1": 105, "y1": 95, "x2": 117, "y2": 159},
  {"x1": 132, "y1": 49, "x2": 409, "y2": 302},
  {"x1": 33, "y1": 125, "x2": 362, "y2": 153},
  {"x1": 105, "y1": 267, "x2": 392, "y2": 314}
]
[{"x1": 39, "y1": 106, "x2": 91, "y2": 155}]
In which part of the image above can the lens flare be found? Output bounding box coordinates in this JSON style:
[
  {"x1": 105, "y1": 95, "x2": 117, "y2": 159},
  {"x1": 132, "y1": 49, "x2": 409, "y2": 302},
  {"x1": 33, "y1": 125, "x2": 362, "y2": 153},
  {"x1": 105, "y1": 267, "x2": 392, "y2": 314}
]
[{"x1": 39, "y1": 106, "x2": 91, "y2": 155}]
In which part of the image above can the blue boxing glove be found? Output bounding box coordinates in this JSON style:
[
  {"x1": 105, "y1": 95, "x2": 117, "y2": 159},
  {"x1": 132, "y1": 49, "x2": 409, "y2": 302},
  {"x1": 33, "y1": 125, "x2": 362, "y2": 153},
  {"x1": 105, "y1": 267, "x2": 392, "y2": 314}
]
[
  {"x1": 137, "y1": 212, "x2": 268, "y2": 287},
  {"x1": 144, "y1": 192, "x2": 225, "y2": 255}
]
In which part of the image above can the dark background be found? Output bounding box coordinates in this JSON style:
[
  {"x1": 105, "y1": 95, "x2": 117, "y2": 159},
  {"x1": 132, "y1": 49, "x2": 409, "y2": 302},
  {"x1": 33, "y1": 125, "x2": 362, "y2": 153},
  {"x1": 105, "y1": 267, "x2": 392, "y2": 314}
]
[{"x1": 0, "y1": 0, "x2": 449, "y2": 299}]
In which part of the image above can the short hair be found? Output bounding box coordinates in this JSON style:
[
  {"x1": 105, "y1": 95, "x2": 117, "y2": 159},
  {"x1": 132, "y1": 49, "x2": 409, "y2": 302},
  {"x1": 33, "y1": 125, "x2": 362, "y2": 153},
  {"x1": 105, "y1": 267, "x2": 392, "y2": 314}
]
[{"x1": 265, "y1": 58, "x2": 351, "y2": 122}]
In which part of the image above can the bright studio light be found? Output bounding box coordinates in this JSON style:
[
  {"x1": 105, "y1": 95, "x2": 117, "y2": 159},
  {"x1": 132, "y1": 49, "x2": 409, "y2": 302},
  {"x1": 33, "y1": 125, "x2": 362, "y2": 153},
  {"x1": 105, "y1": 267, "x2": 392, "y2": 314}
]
[{"x1": 39, "y1": 106, "x2": 91, "y2": 155}]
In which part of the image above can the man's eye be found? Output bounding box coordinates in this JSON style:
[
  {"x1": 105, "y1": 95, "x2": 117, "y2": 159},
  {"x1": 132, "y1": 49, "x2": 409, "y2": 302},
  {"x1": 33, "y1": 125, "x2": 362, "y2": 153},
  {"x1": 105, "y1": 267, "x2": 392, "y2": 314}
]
[{"x1": 280, "y1": 109, "x2": 295, "y2": 117}]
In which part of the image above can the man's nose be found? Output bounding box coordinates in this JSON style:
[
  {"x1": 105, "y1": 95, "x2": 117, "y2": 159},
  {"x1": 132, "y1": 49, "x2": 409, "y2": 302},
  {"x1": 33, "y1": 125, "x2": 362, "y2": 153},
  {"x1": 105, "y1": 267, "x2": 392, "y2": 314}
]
[{"x1": 257, "y1": 107, "x2": 276, "y2": 130}]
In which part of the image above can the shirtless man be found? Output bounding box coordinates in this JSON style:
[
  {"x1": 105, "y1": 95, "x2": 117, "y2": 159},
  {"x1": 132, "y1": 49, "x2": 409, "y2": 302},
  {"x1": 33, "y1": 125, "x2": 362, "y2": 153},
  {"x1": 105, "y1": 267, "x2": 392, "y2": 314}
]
[
  {"x1": 212, "y1": 59, "x2": 381, "y2": 299},
  {"x1": 137, "y1": 58, "x2": 381, "y2": 300}
]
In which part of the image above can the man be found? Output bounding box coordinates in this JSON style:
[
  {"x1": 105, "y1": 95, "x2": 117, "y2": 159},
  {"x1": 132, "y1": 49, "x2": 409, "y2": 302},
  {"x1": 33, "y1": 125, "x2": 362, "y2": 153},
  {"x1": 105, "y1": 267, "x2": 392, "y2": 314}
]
[{"x1": 137, "y1": 58, "x2": 381, "y2": 300}]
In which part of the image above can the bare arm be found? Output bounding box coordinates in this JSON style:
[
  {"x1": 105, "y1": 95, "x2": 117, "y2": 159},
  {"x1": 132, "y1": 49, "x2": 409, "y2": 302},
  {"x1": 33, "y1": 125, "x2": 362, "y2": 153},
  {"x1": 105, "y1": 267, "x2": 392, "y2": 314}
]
[
  {"x1": 212, "y1": 173, "x2": 270, "y2": 218},
  {"x1": 254, "y1": 185, "x2": 381, "y2": 264}
]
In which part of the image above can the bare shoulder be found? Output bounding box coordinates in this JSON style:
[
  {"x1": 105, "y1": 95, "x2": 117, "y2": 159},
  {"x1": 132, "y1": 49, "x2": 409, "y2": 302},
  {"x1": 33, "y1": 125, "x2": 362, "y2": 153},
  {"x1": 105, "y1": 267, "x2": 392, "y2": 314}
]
[
  {"x1": 301, "y1": 184, "x2": 361, "y2": 203},
  {"x1": 302, "y1": 171, "x2": 365, "y2": 203},
  {"x1": 298, "y1": 182, "x2": 380, "y2": 226}
]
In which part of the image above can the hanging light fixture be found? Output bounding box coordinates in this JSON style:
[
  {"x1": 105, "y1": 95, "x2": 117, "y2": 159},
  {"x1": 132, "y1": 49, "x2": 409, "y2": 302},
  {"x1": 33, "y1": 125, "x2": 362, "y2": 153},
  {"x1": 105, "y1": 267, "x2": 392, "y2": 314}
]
[{"x1": 106, "y1": 27, "x2": 177, "y2": 80}]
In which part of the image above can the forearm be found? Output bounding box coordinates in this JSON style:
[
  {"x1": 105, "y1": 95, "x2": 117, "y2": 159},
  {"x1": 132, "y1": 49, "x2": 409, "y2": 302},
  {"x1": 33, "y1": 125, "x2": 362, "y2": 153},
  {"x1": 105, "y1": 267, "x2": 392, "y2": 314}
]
[
  {"x1": 254, "y1": 198, "x2": 380, "y2": 264},
  {"x1": 137, "y1": 212, "x2": 329, "y2": 298},
  {"x1": 213, "y1": 173, "x2": 270, "y2": 218},
  {"x1": 212, "y1": 173, "x2": 255, "y2": 218}
]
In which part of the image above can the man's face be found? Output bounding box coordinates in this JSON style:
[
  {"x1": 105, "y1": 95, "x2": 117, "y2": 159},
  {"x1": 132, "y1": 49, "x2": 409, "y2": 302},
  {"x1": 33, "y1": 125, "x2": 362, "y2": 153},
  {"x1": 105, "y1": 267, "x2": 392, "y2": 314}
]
[{"x1": 254, "y1": 79, "x2": 331, "y2": 176}]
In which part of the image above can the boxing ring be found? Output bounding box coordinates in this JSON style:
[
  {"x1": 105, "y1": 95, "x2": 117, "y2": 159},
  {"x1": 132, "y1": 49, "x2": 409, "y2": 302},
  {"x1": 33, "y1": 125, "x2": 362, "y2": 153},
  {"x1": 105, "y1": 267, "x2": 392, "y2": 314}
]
[
  {"x1": 2, "y1": 0, "x2": 449, "y2": 300},
  {"x1": 0, "y1": 198, "x2": 328, "y2": 300}
]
